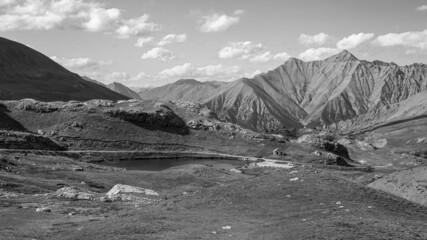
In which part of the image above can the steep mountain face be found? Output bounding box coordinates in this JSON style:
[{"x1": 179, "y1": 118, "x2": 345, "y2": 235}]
[
  {"x1": 139, "y1": 79, "x2": 226, "y2": 102},
  {"x1": 107, "y1": 82, "x2": 141, "y2": 99},
  {"x1": 205, "y1": 51, "x2": 427, "y2": 131},
  {"x1": 0, "y1": 37, "x2": 128, "y2": 102}
]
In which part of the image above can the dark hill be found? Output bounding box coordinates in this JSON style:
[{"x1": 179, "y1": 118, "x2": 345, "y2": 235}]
[{"x1": 0, "y1": 37, "x2": 128, "y2": 101}]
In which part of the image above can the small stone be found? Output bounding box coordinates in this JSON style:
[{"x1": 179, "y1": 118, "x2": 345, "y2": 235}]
[
  {"x1": 222, "y1": 226, "x2": 231, "y2": 230},
  {"x1": 36, "y1": 207, "x2": 51, "y2": 213},
  {"x1": 336, "y1": 201, "x2": 342, "y2": 205},
  {"x1": 290, "y1": 177, "x2": 299, "y2": 182}
]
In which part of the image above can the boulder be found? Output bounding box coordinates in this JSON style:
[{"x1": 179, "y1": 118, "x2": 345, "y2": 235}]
[
  {"x1": 106, "y1": 184, "x2": 159, "y2": 203},
  {"x1": 372, "y1": 139, "x2": 387, "y2": 148},
  {"x1": 357, "y1": 141, "x2": 376, "y2": 151}
]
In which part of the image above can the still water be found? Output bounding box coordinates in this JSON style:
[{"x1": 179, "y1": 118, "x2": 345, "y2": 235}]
[{"x1": 100, "y1": 158, "x2": 245, "y2": 171}]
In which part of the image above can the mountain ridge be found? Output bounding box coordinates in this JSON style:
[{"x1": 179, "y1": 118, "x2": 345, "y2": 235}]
[{"x1": 141, "y1": 50, "x2": 427, "y2": 131}]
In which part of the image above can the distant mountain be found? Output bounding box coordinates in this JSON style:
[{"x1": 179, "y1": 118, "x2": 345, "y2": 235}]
[
  {"x1": 139, "y1": 79, "x2": 226, "y2": 102},
  {"x1": 107, "y1": 82, "x2": 141, "y2": 99},
  {"x1": 0, "y1": 37, "x2": 128, "y2": 102}
]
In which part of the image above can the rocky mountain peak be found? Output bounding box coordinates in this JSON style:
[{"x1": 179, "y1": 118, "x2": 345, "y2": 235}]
[{"x1": 327, "y1": 50, "x2": 358, "y2": 62}]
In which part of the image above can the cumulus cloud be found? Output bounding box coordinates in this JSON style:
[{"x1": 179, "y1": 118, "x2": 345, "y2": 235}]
[
  {"x1": 50, "y1": 56, "x2": 113, "y2": 70},
  {"x1": 157, "y1": 33, "x2": 187, "y2": 46},
  {"x1": 336, "y1": 32, "x2": 374, "y2": 49},
  {"x1": 416, "y1": 5, "x2": 427, "y2": 11},
  {"x1": 298, "y1": 47, "x2": 340, "y2": 61},
  {"x1": 218, "y1": 41, "x2": 264, "y2": 59},
  {"x1": 115, "y1": 14, "x2": 160, "y2": 38},
  {"x1": 0, "y1": 0, "x2": 13, "y2": 7},
  {"x1": 373, "y1": 29, "x2": 427, "y2": 50},
  {"x1": 0, "y1": 0, "x2": 120, "y2": 31},
  {"x1": 218, "y1": 41, "x2": 291, "y2": 63},
  {"x1": 273, "y1": 52, "x2": 292, "y2": 61},
  {"x1": 199, "y1": 12, "x2": 240, "y2": 33},
  {"x1": 299, "y1": 33, "x2": 331, "y2": 46},
  {"x1": 159, "y1": 63, "x2": 242, "y2": 81},
  {"x1": 141, "y1": 47, "x2": 176, "y2": 61},
  {"x1": 0, "y1": 0, "x2": 160, "y2": 38},
  {"x1": 134, "y1": 37, "x2": 154, "y2": 47}
]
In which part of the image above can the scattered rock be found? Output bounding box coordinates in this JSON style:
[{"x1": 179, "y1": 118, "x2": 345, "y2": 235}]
[
  {"x1": 55, "y1": 187, "x2": 95, "y2": 200},
  {"x1": 222, "y1": 226, "x2": 231, "y2": 230},
  {"x1": 290, "y1": 177, "x2": 299, "y2": 182}
]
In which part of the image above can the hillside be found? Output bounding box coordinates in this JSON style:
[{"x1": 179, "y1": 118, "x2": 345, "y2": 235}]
[
  {"x1": 107, "y1": 82, "x2": 141, "y2": 99},
  {"x1": 139, "y1": 79, "x2": 226, "y2": 102},
  {"x1": 0, "y1": 37, "x2": 128, "y2": 101}
]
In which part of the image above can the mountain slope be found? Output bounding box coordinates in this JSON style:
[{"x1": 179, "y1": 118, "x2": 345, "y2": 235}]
[
  {"x1": 205, "y1": 51, "x2": 427, "y2": 131},
  {"x1": 139, "y1": 79, "x2": 226, "y2": 102},
  {"x1": 107, "y1": 82, "x2": 141, "y2": 99},
  {"x1": 0, "y1": 37, "x2": 128, "y2": 101}
]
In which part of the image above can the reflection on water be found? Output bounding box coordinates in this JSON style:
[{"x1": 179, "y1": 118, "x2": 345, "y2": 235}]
[{"x1": 100, "y1": 158, "x2": 245, "y2": 171}]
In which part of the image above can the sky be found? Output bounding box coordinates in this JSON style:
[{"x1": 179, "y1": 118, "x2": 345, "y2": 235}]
[{"x1": 1, "y1": 0, "x2": 427, "y2": 88}]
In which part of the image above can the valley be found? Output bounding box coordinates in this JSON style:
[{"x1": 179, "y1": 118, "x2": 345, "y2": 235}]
[{"x1": 0, "y1": 35, "x2": 426, "y2": 239}]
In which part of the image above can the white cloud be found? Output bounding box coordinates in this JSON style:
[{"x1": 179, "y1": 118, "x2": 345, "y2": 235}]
[
  {"x1": 199, "y1": 13, "x2": 240, "y2": 33},
  {"x1": 273, "y1": 52, "x2": 292, "y2": 61},
  {"x1": 134, "y1": 37, "x2": 154, "y2": 47},
  {"x1": 157, "y1": 33, "x2": 187, "y2": 46},
  {"x1": 0, "y1": 0, "x2": 160, "y2": 38},
  {"x1": 50, "y1": 56, "x2": 113, "y2": 70},
  {"x1": 141, "y1": 47, "x2": 176, "y2": 61},
  {"x1": 336, "y1": 32, "x2": 374, "y2": 49},
  {"x1": 0, "y1": 0, "x2": 121, "y2": 31},
  {"x1": 0, "y1": 0, "x2": 13, "y2": 7},
  {"x1": 105, "y1": 71, "x2": 130, "y2": 82},
  {"x1": 159, "y1": 63, "x2": 242, "y2": 81},
  {"x1": 219, "y1": 41, "x2": 265, "y2": 59},
  {"x1": 218, "y1": 41, "x2": 290, "y2": 63},
  {"x1": 416, "y1": 5, "x2": 427, "y2": 11},
  {"x1": 373, "y1": 29, "x2": 427, "y2": 50},
  {"x1": 249, "y1": 51, "x2": 273, "y2": 63},
  {"x1": 83, "y1": 7, "x2": 121, "y2": 32},
  {"x1": 299, "y1": 33, "x2": 331, "y2": 46},
  {"x1": 115, "y1": 14, "x2": 160, "y2": 38},
  {"x1": 298, "y1": 48, "x2": 340, "y2": 61}
]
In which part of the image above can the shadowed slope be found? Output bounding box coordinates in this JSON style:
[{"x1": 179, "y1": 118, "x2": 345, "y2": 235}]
[{"x1": 0, "y1": 37, "x2": 128, "y2": 101}]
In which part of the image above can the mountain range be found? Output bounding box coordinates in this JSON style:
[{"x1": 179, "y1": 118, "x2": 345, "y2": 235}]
[{"x1": 141, "y1": 51, "x2": 427, "y2": 131}]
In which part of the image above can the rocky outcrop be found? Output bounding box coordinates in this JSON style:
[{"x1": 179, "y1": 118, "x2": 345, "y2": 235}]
[
  {"x1": 104, "y1": 105, "x2": 188, "y2": 132},
  {"x1": 55, "y1": 187, "x2": 96, "y2": 200},
  {"x1": 106, "y1": 184, "x2": 159, "y2": 203},
  {"x1": 297, "y1": 133, "x2": 349, "y2": 158}
]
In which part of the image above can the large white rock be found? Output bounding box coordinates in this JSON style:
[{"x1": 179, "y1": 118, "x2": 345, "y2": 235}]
[{"x1": 106, "y1": 184, "x2": 159, "y2": 198}]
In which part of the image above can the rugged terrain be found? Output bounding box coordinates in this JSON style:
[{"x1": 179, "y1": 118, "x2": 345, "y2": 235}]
[{"x1": 0, "y1": 36, "x2": 426, "y2": 239}]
